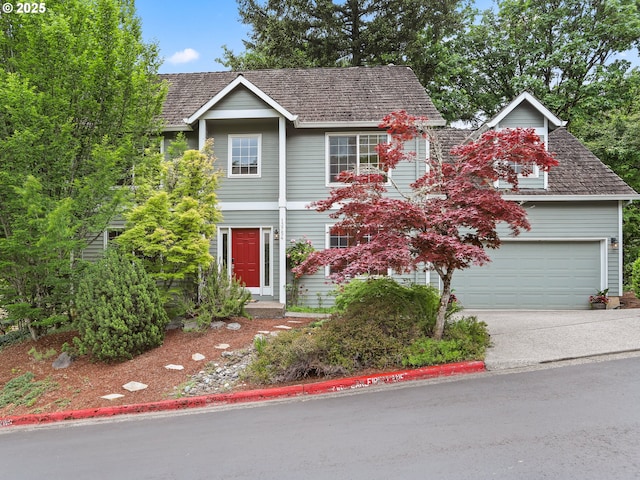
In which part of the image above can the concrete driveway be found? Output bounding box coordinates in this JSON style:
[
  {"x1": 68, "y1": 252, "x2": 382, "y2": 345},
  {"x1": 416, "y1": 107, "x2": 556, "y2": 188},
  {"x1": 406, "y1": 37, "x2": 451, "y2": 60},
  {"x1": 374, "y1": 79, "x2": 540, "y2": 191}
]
[{"x1": 464, "y1": 309, "x2": 640, "y2": 370}]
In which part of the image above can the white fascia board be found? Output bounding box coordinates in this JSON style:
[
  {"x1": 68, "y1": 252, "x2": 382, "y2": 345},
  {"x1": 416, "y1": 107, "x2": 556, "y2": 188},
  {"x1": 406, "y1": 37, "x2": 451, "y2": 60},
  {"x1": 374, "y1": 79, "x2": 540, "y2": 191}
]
[
  {"x1": 164, "y1": 124, "x2": 193, "y2": 132},
  {"x1": 486, "y1": 92, "x2": 563, "y2": 129},
  {"x1": 503, "y1": 194, "x2": 640, "y2": 201},
  {"x1": 185, "y1": 75, "x2": 297, "y2": 124},
  {"x1": 293, "y1": 119, "x2": 448, "y2": 129}
]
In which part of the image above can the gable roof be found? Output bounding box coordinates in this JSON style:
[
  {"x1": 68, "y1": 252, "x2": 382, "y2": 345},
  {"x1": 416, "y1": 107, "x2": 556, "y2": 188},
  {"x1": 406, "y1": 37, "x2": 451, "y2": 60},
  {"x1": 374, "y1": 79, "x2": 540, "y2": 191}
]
[
  {"x1": 160, "y1": 65, "x2": 445, "y2": 129},
  {"x1": 486, "y1": 91, "x2": 564, "y2": 129},
  {"x1": 434, "y1": 127, "x2": 639, "y2": 199}
]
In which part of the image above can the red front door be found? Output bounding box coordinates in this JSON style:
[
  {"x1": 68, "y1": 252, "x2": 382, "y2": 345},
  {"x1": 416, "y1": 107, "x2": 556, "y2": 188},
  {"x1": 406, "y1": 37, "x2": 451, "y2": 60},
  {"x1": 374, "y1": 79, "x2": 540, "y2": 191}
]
[{"x1": 232, "y1": 228, "x2": 260, "y2": 288}]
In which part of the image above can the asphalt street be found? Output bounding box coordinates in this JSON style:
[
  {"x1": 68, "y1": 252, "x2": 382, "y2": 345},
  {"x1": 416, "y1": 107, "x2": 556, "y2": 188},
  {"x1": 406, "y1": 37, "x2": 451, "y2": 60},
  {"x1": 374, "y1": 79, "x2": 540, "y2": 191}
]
[{"x1": 2, "y1": 354, "x2": 639, "y2": 480}]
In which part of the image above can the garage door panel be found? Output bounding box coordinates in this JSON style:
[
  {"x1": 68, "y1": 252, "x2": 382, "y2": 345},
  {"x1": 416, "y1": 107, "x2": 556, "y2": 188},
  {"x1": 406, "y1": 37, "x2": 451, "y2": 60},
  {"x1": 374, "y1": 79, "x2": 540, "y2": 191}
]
[{"x1": 453, "y1": 242, "x2": 601, "y2": 309}]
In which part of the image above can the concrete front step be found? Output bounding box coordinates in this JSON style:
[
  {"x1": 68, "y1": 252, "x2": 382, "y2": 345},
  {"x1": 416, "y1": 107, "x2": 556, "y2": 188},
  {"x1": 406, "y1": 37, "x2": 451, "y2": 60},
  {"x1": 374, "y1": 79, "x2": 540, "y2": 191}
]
[{"x1": 245, "y1": 301, "x2": 285, "y2": 319}]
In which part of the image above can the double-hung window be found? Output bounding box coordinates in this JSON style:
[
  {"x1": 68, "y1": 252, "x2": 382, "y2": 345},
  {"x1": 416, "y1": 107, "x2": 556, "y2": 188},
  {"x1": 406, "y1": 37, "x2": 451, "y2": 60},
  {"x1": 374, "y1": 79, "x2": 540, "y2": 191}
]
[
  {"x1": 327, "y1": 133, "x2": 388, "y2": 184},
  {"x1": 229, "y1": 134, "x2": 261, "y2": 177},
  {"x1": 327, "y1": 227, "x2": 387, "y2": 277}
]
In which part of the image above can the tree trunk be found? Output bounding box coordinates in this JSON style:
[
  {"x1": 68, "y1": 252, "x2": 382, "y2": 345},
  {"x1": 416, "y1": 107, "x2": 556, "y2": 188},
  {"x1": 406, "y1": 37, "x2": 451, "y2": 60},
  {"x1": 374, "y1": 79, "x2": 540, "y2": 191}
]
[{"x1": 433, "y1": 273, "x2": 452, "y2": 340}]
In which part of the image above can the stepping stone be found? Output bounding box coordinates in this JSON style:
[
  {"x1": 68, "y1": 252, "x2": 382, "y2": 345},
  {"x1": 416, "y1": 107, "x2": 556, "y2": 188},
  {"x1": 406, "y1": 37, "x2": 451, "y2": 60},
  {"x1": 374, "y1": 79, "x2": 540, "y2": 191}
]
[
  {"x1": 122, "y1": 381, "x2": 148, "y2": 392},
  {"x1": 214, "y1": 343, "x2": 230, "y2": 350},
  {"x1": 287, "y1": 320, "x2": 303, "y2": 324},
  {"x1": 192, "y1": 353, "x2": 206, "y2": 361},
  {"x1": 210, "y1": 321, "x2": 226, "y2": 330},
  {"x1": 101, "y1": 393, "x2": 125, "y2": 401},
  {"x1": 257, "y1": 330, "x2": 270, "y2": 334},
  {"x1": 164, "y1": 364, "x2": 184, "y2": 370},
  {"x1": 226, "y1": 322, "x2": 241, "y2": 331},
  {"x1": 274, "y1": 325, "x2": 292, "y2": 330}
]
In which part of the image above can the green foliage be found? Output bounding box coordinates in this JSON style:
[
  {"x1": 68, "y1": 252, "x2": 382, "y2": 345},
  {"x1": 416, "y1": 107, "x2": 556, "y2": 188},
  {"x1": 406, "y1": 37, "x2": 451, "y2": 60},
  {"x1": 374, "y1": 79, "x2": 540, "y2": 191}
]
[
  {"x1": 244, "y1": 279, "x2": 482, "y2": 384},
  {"x1": 72, "y1": 248, "x2": 169, "y2": 363},
  {"x1": 334, "y1": 278, "x2": 440, "y2": 335},
  {"x1": 402, "y1": 316, "x2": 489, "y2": 367},
  {"x1": 0, "y1": 0, "x2": 165, "y2": 338},
  {"x1": 286, "y1": 236, "x2": 315, "y2": 306},
  {"x1": 183, "y1": 262, "x2": 252, "y2": 330},
  {"x1": 27, "y1": 347, "x2": 58, "y2": 362},
  {"x1": 632, "y1": 257, "x2": 640, "y2": 297},
  {"x1": 448, "y1": 0, "x2": 640, "y2": 124},
  {"x1": 117, "y1": 137, "x2": 222, "y2": 296},
  {"x1": 0, "y1": 372, "x2": 57, "y2": 409}
]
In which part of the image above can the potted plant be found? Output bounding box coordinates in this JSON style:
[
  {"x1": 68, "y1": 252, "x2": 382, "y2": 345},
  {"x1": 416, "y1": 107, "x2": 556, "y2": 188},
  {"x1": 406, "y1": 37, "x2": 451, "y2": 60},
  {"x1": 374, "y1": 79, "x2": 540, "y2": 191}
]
[{"x1": 589, "y1": 289, "x2": 609, "y2": 309}]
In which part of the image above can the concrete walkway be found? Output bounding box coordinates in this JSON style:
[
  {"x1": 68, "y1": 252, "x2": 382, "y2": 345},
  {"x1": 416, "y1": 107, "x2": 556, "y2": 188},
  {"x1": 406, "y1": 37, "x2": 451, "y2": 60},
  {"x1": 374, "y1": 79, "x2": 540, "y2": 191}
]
[{"x1": 465, "y1": 309, "x2": 640, "y2": 370}]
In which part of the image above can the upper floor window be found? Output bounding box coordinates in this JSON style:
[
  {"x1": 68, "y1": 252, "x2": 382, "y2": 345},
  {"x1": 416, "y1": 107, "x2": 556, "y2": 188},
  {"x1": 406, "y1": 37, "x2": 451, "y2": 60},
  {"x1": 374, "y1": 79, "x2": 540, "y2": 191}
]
[
  {"x1": 229, "y1": 134, "x2": 261, "y2": 177},
  {"x1": 327, "y1": 133, "x2": 388, "y2": 184}
]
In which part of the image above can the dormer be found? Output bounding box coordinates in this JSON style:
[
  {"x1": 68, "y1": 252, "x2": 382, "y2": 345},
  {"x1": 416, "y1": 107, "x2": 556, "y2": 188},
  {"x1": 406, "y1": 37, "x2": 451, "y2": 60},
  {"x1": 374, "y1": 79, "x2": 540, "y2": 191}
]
[{"x1": 487, "y1": 92, "x2": 564, "y2": 190}]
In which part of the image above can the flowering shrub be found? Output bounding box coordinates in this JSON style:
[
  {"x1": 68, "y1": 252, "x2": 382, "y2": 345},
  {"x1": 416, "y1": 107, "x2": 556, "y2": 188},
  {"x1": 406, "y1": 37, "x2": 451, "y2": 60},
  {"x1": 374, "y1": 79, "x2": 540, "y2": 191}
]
[
  {"x1": 589, "y1": 289, "x2": 609, "y2": 304},
  {"x1": 286, "y1": 237, "x2": 315, "y2": 306},
  {"x1": 286, "y1": 237, "x2": 315, "y2": 273}
]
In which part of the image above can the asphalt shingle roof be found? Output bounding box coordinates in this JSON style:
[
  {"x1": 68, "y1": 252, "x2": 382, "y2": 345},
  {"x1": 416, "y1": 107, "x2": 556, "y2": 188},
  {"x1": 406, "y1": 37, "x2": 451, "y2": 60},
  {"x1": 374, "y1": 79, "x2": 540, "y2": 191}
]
[
  {"x1": 159, "y1": 65, "x2": 444, "y2": 127},
  {"x1": 433, "y1": 127, "x2": 638, "y2": 197}
]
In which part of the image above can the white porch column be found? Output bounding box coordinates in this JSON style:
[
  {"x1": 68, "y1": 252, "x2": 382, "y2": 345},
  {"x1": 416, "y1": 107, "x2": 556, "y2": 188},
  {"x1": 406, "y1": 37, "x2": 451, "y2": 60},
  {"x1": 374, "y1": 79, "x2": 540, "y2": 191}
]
[
  {"x1": 198, "y1": 118, "x2": 207, "y2": 150},
  {"x1": 278, "y1": 116, "x2": 287, "y2": 304}
]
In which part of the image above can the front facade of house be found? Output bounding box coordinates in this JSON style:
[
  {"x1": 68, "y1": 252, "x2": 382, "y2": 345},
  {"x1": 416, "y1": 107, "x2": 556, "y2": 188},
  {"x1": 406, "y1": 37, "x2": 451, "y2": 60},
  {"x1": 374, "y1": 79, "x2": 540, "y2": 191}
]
[{"x1": 87, "y1": 66, "x2": 639, "y2": 309}]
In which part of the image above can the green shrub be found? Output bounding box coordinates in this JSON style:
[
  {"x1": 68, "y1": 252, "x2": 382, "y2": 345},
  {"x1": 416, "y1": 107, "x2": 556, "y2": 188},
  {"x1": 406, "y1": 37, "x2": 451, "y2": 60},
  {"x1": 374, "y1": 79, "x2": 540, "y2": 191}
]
[
  {"x1": 244, "y1": 282, "x2": 488, "y2": 385},
  {"x1": 632, "y1": 257, "x2": 640, "y2": 296},
  {"x1": 334, "y1": 277, "x2": 440, "y2": 336},
  {"x1": 182, "y1": 261, "x2": 252, "y2": 330},
  {"x1": 72, "y1": 248, "x2": 169, "y2": 362},
  {"x1": 402, "y1": 316, "x2": 490, "y2": 367}
]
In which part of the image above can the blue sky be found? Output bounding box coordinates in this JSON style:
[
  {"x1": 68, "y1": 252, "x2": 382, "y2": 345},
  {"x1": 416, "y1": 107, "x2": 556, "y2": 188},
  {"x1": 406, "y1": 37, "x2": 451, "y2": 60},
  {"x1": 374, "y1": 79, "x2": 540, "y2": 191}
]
[
  {"x1": 136, "y1": 0, "x2": 496, "y2": 74},
  {"x1": 137, "y1": 0, "x2": 638, "y2": 74}
]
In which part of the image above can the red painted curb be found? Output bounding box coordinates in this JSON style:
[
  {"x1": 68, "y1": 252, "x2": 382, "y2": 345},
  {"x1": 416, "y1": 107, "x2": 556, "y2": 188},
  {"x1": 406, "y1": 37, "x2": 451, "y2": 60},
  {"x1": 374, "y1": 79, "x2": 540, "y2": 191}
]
[{"x1": 0, "y1": 361, "x2": 484, "y2": 428}]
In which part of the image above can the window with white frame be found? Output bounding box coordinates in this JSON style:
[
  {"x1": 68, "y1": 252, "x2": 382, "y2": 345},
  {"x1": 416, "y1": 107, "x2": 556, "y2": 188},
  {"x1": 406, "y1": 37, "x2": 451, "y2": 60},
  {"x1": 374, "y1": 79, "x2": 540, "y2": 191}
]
[
  {"x1": 229, "y1": 134, "x2": 261, "y2": 176},
  {"x1": 327, "y1": 228, "x2": 387, "y2": 276},
  {"x1": 327, "y1": 133, "x2": 388, "y2": 183}
]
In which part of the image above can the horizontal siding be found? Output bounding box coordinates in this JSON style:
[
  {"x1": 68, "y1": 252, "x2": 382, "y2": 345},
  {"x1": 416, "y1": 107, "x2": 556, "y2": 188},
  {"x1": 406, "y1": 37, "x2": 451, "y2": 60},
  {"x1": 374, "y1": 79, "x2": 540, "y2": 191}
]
[
  {"x1": 285, "y1": 210, "x2": 429, "y2": 308},
  {"x1": 498, "y1": 103, "x2": 545, "y2": 128},
  {"x1": 286, "y1": 128, "x2": 427, "y2": 204},
  {"x1": 215, "y1": 86, "x2": 270, "y2": 110},
  {"x1": 209, "y1": 118, "x2": 279, "y2": 202}
]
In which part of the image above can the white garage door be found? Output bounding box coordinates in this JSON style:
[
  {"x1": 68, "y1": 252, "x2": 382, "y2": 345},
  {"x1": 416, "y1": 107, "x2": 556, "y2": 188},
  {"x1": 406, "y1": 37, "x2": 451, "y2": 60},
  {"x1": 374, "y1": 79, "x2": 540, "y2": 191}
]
[{"x1": 452, "y1": 241, "x2": 603, "y2": 309}]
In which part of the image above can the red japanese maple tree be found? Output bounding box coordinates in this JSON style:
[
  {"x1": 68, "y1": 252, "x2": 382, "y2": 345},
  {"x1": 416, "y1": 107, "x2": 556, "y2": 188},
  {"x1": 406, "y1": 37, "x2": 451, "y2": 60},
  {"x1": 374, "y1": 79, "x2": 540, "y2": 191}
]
[{"x1": 295, "y1": 111, "x2": 558, "y2": 339}]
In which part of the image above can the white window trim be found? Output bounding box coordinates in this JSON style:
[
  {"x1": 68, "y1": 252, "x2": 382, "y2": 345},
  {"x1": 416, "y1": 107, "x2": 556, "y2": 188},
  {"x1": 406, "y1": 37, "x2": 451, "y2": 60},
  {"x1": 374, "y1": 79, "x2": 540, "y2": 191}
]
[
  {"x1": 324, "y1": 224, "x2": 390, "y2": 278},
  {"x1": 228, "y1": 133, "x2": 262, "y2": 178},
  {"x1": 325, "y1": 132, "x2": 391, "y2": 186},
  {"x1": 103, "y1": 227, "x2": 124, "y2": 249}
]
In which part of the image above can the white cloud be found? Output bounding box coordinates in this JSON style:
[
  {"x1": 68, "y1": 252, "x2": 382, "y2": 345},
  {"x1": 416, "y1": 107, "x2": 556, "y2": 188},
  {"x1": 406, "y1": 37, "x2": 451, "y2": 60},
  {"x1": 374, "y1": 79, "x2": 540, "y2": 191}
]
[{"x1": 168, "y1": 48, "x2": 200, "y2": 64}]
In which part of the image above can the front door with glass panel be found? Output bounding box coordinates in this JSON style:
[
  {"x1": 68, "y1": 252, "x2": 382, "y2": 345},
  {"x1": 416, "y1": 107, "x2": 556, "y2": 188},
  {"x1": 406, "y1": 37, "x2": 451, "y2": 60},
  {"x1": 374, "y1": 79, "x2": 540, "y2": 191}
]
[{"x1": 222, "y1": 227, "x2": 272, "y2": 296}]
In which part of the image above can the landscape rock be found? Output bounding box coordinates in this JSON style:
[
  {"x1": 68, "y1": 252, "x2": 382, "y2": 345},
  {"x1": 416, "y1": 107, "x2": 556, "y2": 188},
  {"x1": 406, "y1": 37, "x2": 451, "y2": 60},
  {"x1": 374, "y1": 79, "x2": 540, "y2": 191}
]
[
  {"x1": 210, "y1": 321, "x2": 226, "y2": 330},
  {"x1": 52, "y1": 352, "x2": 73, "y2": 370},
  {"x1": 214, "y1": 343, "x2": 230, "y2": 350},
  {"x1": 226, "y1": 322, "x2": 241, "y2": 331},
  {"x1": 192, "y1": 353, "x2": 206, "y2": 361},
  {"x1": 178, "y1": 348, "x2": 254, "y2": 396}
]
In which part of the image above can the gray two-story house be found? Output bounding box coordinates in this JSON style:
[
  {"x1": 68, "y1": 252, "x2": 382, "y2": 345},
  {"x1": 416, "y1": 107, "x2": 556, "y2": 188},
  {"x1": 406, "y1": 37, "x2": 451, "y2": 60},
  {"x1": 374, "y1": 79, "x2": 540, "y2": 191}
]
[{"x1": 89, "y1": 65, "x2": 639, "y2": 309}]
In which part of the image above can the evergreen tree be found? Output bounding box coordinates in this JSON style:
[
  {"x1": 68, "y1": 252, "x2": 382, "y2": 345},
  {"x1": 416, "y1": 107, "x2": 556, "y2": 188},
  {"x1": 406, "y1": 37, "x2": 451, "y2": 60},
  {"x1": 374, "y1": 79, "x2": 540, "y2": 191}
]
[{"x1": 73, "y1": 248, "x2": 169, "y2": 363}]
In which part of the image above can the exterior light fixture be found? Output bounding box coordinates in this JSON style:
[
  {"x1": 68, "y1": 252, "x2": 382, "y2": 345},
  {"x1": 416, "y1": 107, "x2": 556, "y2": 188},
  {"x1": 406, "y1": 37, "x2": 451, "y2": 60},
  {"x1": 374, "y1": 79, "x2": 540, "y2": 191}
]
[
  {"x1": 610, "y1": 237, "x2": 619, "y2": 249},
  {"x1": 274, "y1": 229, "x2": 279, "y2": 240}
]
